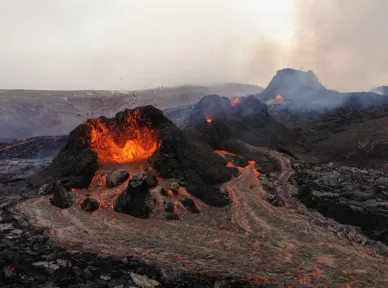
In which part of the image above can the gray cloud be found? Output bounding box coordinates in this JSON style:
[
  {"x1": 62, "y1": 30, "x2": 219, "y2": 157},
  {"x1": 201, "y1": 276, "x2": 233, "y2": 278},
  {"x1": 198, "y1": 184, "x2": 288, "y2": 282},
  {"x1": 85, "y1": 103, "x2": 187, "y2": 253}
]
[{"x1": 0, "y1": 0, "x2": 387, "y2": 91}]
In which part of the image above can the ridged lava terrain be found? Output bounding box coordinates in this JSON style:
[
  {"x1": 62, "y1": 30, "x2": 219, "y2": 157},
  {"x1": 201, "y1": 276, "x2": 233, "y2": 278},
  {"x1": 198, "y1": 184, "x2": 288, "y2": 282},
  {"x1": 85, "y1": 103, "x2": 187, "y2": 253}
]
[{"x1": 2, "y1": 76, "x2": 388, "y2": 287}]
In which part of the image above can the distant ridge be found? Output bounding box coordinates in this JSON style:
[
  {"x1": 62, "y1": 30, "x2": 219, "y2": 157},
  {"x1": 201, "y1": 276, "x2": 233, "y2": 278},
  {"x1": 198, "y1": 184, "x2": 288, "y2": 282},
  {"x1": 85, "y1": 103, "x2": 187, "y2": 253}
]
[{"x1": 370, "y1": 86, "x2": 388, "y2": 95}]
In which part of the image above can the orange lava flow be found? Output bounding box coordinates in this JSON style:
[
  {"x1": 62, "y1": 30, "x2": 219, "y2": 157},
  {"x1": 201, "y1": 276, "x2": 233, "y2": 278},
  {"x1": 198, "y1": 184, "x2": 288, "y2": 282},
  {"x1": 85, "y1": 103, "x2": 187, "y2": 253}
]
[
  {"x1": 231, "y1": 97, "x2": 240, "y2": 106},
  {"x1": 275, "y1": 94, "x2": 284, "y2": 100},
  {"x1": 227, "y1": 162, "x2": 235, "y2": 167},
  {"x1": 206, "y1": 118, "x2": 212, "y2": 123},
  {"x1": 214, "y1": 150, "x2": 239, "y2": 158},
  {"x1": 240, "y1": 161, "x2": 260, "y2": 178},
  {"x1": 86, "y1": 113, "x2": 159, "y2": 164}
]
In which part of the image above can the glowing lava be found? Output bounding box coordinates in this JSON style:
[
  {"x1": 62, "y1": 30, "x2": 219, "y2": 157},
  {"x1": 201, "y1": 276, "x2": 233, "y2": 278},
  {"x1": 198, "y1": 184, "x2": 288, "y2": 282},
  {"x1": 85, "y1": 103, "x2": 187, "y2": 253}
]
[
  {"x1": 275, "y1": 94, "x2": 284, "y2": 100},
  {"x1": 86, "y1": 112, "x2": 159, "y2": 164},
  {"x1": 231, "y1": 97, "x2": 240, "y2": 106},
  {"x1": 206, "y1": 118, "x2": 212, "y2": 123}
]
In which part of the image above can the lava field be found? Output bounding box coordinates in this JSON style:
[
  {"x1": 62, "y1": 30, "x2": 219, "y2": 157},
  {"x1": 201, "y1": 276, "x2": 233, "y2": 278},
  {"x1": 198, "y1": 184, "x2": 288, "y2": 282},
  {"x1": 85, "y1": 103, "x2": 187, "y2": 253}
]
[{"x1": 1, "y1": 95, "x2": 388, "y2": 288}]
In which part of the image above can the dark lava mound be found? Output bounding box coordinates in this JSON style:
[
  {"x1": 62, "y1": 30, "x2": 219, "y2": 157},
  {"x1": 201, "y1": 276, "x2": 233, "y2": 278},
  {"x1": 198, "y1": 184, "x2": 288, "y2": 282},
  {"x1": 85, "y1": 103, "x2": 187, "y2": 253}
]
[
  {"x1": 33, "y1": 105, "x2": 233, "y2": 207},
  {"x1": 186, "y1": 94, "x2": 296, "y2": 151}
]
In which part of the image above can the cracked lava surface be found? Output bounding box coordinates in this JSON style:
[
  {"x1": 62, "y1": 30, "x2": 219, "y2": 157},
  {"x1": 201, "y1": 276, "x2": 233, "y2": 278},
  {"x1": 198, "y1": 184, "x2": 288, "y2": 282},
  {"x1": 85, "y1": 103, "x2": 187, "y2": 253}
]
[{"x1": 14, "y1": 143, "x2": 388, "y2": 287}]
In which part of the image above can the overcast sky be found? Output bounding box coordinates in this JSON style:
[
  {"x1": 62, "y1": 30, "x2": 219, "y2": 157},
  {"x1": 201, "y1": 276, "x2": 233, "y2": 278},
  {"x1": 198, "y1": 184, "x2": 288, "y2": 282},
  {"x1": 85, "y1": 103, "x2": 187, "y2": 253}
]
[{"x1": 0, "y1": 0, "x2": 387, "y2": 91}]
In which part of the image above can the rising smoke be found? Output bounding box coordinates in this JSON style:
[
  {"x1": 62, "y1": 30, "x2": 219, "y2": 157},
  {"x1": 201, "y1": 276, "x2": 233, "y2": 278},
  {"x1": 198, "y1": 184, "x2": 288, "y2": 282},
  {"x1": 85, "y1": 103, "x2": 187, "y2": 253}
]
[{"x1": 0, "y1": 0, "x2": 387, "y2": 91}]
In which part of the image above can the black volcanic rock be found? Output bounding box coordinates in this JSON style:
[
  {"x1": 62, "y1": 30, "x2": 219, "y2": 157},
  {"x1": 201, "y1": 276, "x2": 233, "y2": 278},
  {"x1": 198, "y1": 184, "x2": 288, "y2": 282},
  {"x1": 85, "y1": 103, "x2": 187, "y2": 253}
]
[
  {"x1": 180, "y1": 197, "x2": 200, "y2": 214},
  {"x1": 106, "y1": 169, "x2": 130, "y2": 188},
  {"x1": 145, "y1": 170, "x2": 158, "y2": 188},
  {"x1": 222, "y1": 140, "x2": 281, "y2": 174},
  {"x1": 228, "y1": 166, "x2": 241, "y2": 178},
  {"x1": 114, "y1": 173, "x2": 153, "y2": 218},
  {"x1": 293, "y1": 162, "x2": 388, "y2": 245},
  {"x1": 165, "y1": 202, "x2": 180, "y2": 220},
  {"x1": 81, "y1": 197, "x2": 100, "y2": 212},
  {"x1": 225, "y1": 153, "x2": 249, "y2": 167},
  {"x1": 50, "y1": 182, "x2": 75, "y2": 209},
  {"x1": 31, "y1": 146, "x2": 99, "y2": 190},
  {"x1": 31, "y1": 105, "x2": 233, "y2": 207}
]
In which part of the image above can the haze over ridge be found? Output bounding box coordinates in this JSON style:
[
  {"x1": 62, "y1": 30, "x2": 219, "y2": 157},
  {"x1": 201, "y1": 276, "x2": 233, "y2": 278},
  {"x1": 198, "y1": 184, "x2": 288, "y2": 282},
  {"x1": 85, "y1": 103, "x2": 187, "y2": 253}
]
[{"x1": 0, "y1": 0, "x2": 387, "y2": 91}]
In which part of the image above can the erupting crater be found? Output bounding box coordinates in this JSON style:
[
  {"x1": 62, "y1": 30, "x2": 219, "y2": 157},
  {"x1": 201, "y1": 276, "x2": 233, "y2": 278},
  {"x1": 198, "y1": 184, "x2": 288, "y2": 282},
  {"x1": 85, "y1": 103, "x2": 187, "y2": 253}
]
[
  {"x1": 85, "y1": 110, "x2": 159, "y2": 164},
  {"x1": 34, "y1": 105, "x2": 234, "y2": 208}
]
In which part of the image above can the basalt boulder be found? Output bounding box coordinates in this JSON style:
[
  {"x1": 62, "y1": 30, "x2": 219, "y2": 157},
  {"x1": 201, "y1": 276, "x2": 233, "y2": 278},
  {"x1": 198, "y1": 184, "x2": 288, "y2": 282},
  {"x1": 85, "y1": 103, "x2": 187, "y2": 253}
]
[
  {"x1": 50, "y1": 182, "x2": 75, "y2": 209},
  {"x1": 106, "y1": 169, "x2": 130, "y2": 188},
  {"x1": 114, "y1": 172, "x2": 156, "y2": 218},
  {"x1": 81, "y1": 197, "x2": 100, "y2": 212}
]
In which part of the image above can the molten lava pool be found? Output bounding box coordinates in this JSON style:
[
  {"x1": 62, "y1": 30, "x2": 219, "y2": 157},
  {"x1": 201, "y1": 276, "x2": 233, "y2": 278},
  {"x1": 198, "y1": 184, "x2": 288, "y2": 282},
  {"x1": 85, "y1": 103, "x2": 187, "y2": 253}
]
[{"x1": 85, "y1": 113, "x2": 159, "y2": 164}]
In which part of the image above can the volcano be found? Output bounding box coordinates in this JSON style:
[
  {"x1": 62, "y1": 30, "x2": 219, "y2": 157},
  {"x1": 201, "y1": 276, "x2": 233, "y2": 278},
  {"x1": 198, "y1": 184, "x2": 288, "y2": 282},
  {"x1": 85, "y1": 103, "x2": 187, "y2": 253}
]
[
  {"x1": 33, "y1": 105, "x2": 233, "y2": 207},
  {"x1": 257, "y1": 69, "x2": 330, "y2": 102},
  {"x1": 186, "y1": 94, "x2": 298, "y2": 153},
  {"x1": 256, "y1": 69, "x2": 343, "y2": 113},
  {"x1": 86, "y1": 111, "x2": 159, "y2": 164}
]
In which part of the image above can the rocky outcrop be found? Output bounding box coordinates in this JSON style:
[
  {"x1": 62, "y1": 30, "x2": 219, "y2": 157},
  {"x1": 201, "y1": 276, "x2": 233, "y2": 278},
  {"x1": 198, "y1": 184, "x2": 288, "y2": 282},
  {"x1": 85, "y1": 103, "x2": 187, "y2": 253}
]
[
  {"x1": 292, "y1": 162, "x2": 388, "y2": 245},
  {"x1": 114, "y1": 172, "x2": 158, "y2": 218},
  {"x1": 81, "y1": 197, "x2": 100, "y2": 212},
  {"x1": 185, "y1": 95, "x2": 296, "y2": 151},
  {"x1": 147, "y1": 108, "x2": 233, "y2": 206},
  {"x1": 170, "y1": 182, "x2": 179, "y2": 194},
  {"x1": 179, "y1": 198, "x2": 199, "y2": 214},
  {"x1": 105, "y1": 169, "x2": 130, "y2": 188},
  {"x1": 31, "y1": 147, "x2": 99, "y2": 190},
  {"x1": 224, "y1": 153, "x2": 249, "y2": 167},
  {"x1": 221, "y1": 140, "x2": 281, "y2": 174},
  {"x1": 49, "y1": 182, "x2": 75, "y2": 209}
]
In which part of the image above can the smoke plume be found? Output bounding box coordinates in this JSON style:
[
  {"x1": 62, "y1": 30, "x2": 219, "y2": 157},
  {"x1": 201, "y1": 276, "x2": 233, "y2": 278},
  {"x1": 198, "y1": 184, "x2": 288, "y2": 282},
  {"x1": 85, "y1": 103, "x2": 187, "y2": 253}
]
[{"x1": 0, "y1": 0, "x2": 387, "y2": 91}]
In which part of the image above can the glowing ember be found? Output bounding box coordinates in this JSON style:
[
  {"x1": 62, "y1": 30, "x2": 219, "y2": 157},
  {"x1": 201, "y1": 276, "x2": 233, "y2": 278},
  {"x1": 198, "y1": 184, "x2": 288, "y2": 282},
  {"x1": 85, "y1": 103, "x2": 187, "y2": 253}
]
[
  {"x1": 231, "y1": 97, "x2": 240, "y2": 106},
  {"x1": 86, "y1": 112, "x2": 159, "y2": 164},
  {"x1": 275, "y1": 94, "x2": 284, "y2": 100},
  {"x1": 206, "y1": 118, "x2": 212, "y2": 123}
]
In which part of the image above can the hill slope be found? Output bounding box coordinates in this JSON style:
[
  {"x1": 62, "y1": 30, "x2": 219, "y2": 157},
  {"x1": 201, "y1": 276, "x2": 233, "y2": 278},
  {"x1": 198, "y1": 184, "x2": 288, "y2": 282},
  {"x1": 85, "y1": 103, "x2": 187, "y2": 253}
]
[{"x1": 0, "y1": 84, "x2": 263, "y2": 140}]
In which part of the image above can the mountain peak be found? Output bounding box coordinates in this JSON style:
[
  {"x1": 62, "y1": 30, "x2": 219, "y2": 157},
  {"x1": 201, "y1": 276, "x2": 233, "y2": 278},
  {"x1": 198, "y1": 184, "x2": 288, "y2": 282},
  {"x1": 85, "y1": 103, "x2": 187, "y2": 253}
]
[{"x1": 268, "y1": 69, "x2": 326, "y2": 92}]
